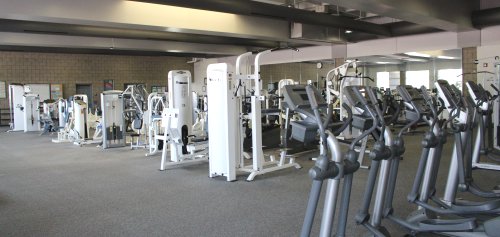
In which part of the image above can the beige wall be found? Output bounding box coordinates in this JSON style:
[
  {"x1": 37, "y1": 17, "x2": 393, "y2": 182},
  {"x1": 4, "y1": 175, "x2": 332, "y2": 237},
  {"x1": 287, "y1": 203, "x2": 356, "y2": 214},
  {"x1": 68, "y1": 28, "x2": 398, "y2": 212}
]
[{"x1": 0, "y1": 51, "x2": 193, "y2": 109}]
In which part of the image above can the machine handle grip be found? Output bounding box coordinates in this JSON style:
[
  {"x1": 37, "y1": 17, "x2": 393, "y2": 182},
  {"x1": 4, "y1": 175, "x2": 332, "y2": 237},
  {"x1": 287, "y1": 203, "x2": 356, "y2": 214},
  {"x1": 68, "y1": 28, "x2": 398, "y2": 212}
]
[
  {"x1": 419, "y1": 86, "x2": 432, "y2": 102},
  {"x1": 352, "y1": 88, "x2": 378, "y2": 122},
  {"x1": 366, "y1": 87, "x2": 385, "y2": 121},
  {"x1": 396, "y1": 85, "x2": 412, "y2": 103},
  {"x1": 491, "y1": 84, "x2": 500, "y2": 93}
]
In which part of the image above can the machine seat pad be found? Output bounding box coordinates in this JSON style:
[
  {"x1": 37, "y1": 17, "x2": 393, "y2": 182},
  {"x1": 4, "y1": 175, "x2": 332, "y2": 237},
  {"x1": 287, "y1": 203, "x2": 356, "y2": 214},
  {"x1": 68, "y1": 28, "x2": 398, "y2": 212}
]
[{"x1": 192, "y1": 137, "x2": 208, "y2": 143}]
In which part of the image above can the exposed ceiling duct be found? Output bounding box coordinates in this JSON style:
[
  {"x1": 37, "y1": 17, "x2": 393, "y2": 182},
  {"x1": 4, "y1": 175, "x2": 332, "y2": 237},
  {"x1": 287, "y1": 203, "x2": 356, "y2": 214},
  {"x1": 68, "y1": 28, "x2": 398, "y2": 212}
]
[
  {"x1": 129, "y1": 0, "x2": 392, "y2": 36},
  {"x1": 340, "y1": 21, "x2": 443, "y2": 42},
  {"x1": 472, "y1": 7, "x2": 500, "y2": 28}
]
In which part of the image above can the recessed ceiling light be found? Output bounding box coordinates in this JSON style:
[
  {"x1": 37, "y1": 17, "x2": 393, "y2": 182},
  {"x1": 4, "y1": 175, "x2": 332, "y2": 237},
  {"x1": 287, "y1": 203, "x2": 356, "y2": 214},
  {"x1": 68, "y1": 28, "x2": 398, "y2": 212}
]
[
  {"x1": 437, "y1": 55, "x2": 454, "y2": 59},
  {"x1": 345, "y1": 30, "x2": 353, "y2": 34},
  {"x1": 405, "y1": 52, "x2": 431, "y2": 57}
]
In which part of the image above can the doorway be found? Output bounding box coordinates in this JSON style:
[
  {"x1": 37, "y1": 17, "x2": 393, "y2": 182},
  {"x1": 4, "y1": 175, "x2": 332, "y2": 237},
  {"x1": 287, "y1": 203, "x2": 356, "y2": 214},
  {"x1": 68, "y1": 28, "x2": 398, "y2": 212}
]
[{"x1": 76, "y1": 84, "x2": 93, "y2": 109}]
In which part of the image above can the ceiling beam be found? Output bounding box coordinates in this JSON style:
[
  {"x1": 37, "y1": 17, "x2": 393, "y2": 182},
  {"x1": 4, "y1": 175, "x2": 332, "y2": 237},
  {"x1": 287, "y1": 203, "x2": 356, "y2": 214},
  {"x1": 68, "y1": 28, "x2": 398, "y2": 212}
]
[
  {"x1": 129, "y1": 0, "x2": 392, "y2": 36},
  {"x1": 0, "y1": 32, "x2": 248, "y2": 56},
  {"x1": 323, "y1": 0, "x2": 476, "y2": 31}
]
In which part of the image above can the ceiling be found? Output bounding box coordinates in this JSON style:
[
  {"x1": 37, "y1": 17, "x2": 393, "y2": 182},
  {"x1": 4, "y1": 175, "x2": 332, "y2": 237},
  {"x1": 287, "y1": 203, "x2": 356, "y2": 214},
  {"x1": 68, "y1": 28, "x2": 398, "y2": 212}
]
[
  {"x1": 0, "y1": 0, "x2": 499, "y2": 57},
  {"x1": 350, "y1": 49, "x2": 462, "y2": 66}
]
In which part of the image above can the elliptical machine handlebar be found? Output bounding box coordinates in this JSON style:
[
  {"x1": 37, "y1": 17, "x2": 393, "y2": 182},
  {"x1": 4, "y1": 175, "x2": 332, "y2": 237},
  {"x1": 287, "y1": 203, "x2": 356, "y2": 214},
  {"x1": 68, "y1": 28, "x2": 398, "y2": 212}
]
[
  {"x1": 490, "y1": 84, "x2": 500, "y2": 100},
  {"x1": 351, "y1": 87, "x2": 379, "y2": 123},
  {"x1": 419, "y1": 87, "x2": 440, "y2": 129},
  {"x1": 333, "y1": 103, "x2": 353, "y2": 136},
  {"x1": 305, "y1": 85, "x2": 328, "y2": 154}
]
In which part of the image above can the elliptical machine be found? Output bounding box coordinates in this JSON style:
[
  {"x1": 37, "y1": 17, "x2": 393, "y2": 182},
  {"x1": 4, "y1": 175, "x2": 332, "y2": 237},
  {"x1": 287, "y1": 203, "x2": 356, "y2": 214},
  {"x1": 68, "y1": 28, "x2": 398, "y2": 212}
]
[
  {"x1": 285, "y1": 84, "x2": 360, "y2": 237},
  {"x1": 466, "y1": 81, "x2": 500, "y2": 171},
  {"x1": 351, "y1": 84, "x2": 500, "y2": 236}
]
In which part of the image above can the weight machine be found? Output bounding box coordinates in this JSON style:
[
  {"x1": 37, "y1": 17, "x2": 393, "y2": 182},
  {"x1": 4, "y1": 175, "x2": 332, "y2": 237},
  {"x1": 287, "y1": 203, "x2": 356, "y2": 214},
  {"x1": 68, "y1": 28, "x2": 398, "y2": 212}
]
[
  {"x1": 40, "y1": 99, "x2": 58, "y2": 135},
  {"x1": 191, "y1": 91, "x2": 208, "y2": 138},
  {"x1": 122, "y1": 85, "x2": 148, "y2": 149},
  {"x1": 101, "y1": 90, "x2": 126, "y2": 149},
  {"x1": 52, "y1": 95, "x2": 102, "y2": 146},
  {"x1": 8, "y1": 84, "x2": 25, "y2": 131},
  {"x1": 159, "y1": 70, "x2": 208, "y2": 170},
  {"x1": 145, "y1": 92, "x2": 168, "y2": 157},
  {"x1": 325, "y1": 60, "x2": 357, "y2": 108},
  {"x1": 22, "y1": 90, "x2": 41, "y2": 132},
  {"x1": 8, "y1": 84, "x2": 41, "y2": 132},
  {"x1": 72, "y1": 95, "x2": 102, "y2": 146},
  {"x1": 207, "y1": 49, "x2": 301, "y2": 182}
]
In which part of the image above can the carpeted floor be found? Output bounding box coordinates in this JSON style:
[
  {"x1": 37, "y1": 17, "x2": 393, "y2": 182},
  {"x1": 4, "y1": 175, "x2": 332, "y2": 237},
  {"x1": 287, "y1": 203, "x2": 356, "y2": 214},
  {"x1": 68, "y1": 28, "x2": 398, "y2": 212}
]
[{"x1": 0, "y1": 127, "x2": 498, "y2": 237}]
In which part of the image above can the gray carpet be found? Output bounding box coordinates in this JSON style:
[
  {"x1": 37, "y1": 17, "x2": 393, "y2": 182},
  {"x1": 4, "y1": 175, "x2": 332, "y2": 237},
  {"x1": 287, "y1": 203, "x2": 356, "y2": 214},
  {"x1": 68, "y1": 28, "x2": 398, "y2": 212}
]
[{"x1": 0, "y1": 127, "x2": 498, "y2": 237}]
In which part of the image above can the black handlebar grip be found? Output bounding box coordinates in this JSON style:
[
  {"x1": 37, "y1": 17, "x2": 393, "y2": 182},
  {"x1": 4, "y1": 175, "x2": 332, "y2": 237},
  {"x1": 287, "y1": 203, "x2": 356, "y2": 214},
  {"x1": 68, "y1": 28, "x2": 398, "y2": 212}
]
[
  {"x1": 366, "y1": 87, "x2": 385, "y2": 119},
  {"x1": 491, "y1": 84, "x2": 500, "y2": 93}
]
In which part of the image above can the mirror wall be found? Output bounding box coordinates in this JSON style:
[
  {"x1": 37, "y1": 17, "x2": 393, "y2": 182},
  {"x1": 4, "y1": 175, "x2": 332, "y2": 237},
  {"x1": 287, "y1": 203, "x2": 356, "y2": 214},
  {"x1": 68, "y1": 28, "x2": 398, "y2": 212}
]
[{"x1": 260, "y1": 49, "x2": 463, "y2": 92}]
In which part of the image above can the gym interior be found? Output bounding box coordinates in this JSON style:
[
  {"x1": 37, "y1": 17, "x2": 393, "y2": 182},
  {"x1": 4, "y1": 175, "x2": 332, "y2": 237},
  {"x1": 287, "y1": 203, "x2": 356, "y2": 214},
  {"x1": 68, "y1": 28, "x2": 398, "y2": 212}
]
[{"x1": 1, "y1": 1, "x2": 500, "y2": 236}]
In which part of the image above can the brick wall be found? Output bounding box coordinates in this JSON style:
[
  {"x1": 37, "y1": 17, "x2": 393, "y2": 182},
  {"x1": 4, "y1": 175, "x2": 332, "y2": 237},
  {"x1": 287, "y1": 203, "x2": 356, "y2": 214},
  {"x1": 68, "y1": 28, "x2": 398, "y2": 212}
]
[
  {"x1": 0, "y1": 51, "x2": 193, "y2": 109},
  {"x1": 462, "y1": 47, "x2": 477, "y2": 95}
]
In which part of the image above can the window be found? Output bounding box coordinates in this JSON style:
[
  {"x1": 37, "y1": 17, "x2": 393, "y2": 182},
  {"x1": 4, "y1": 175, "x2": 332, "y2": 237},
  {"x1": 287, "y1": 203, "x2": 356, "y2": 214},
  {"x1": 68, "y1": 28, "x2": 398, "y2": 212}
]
[
  {"x1": 376, "y1": 72, "x2": 389, "y2": 89},
  {"x1": 406, "y1": 70, "x2": 429, "y2": 89},
  {"x1": 438, "y1": 69, "x2": 462, "y2": 91},
  {"x1": 377, "y1": 71, "x2": 400, "y2": 90}
]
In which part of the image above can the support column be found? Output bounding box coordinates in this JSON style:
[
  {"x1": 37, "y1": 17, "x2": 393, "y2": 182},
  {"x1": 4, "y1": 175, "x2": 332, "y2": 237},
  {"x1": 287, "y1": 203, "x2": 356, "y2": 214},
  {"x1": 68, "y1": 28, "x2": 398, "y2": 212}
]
[{"x1": 462, "y1": 47, "x2": 477, "y2": 95}]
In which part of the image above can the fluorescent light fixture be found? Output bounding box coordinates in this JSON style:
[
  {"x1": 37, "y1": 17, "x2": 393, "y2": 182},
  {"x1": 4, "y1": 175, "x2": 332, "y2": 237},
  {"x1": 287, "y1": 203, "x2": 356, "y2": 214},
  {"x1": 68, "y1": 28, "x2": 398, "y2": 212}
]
[
  {"x1": 376, "y1": 62, "x2": 391, "y2": 64},
  {"x1": 345, "y1": 30, "x2": 353, "y2": 34},
  {"x1": 437, "y1": 55, "x2": 454, "y2": 59},
  {"x1": 405, "y1": 52, "x2": 431, "y2": 57}
]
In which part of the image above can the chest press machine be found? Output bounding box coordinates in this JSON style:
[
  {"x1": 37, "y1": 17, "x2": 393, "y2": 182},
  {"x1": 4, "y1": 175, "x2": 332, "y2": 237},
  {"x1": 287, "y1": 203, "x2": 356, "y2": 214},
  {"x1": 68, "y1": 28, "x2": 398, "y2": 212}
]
[{"x1": 207, "y1": 49, "x2": 301, "y2": 182}]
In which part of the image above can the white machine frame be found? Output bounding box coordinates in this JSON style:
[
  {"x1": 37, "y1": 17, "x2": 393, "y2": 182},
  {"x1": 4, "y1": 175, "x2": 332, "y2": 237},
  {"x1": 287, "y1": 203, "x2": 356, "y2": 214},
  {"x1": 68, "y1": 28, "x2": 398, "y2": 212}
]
[
  {"x1": 52, "y1": 95, "x2": 102, "y2": 146},
  {"x1": 207, "y1": 50, "x2": 301, "y2": 182},
  {"x1": 145, "y1": 92, "x2": 168, "y2": 157},
  {"x1": 492, "y1": 61, "x2": 500, "y2": 152},
  {"x1": 8, "y1": 85, "x2": 25, "y2": 131},
  {"x1": 8, "y1": 84, "x2": 42, "y2": 132},
  {"x1": 122, "y1": 85, "x2": 148, "y2": 149},
  {"x1": 22, "y1": 91, "x2": 41, "y2": 132}
]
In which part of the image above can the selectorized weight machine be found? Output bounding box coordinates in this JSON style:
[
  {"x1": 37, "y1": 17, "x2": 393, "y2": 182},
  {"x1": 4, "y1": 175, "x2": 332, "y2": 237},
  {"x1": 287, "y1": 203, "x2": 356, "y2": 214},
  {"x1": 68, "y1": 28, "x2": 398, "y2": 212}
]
[
  {"x1": 159, "y1": 70, "x2": 208, "y2": 170},
  {"x1": 207, "y1": 49, "x2": 301, "y2": 182},
  {"x1": 8, "y1": 84, "x2": 41, "y2": 132},
  {"x1": 145, "y1": 91, "x2": 168, "y2": 157},
  {"x1": 101, "y1": 90, "x2": 126, "y2": 149}
]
